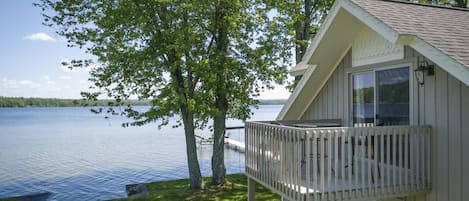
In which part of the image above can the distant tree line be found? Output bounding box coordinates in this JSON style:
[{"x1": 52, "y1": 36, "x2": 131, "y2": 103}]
[
  {"x1": 0, "y1": 97, "x2": 149, "y2": 108},
  {"x1": 0, "y1": 97, "x2": 286, "y2": 108}
]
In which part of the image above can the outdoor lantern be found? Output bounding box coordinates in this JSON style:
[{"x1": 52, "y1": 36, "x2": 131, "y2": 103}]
[{"x1": 414, "y1": 59, "x2": 435, "y2": 85}]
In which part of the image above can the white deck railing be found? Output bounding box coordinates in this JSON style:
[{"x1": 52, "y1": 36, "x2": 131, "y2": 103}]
[{"x1": 245, "y1": 122, "x2": 432, "y2": 201}]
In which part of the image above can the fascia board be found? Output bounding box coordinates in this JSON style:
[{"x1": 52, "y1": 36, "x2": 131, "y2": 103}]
[
  {"x1": 409, "y1": 37, "x2": 469, "y2": 86},
  {"x1": 302, "y1": 0, "x2": 344, "y2": 63}
]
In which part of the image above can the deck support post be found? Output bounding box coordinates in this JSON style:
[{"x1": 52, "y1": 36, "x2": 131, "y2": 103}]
[{"x1": 248, "y1": 176, "x2": 256, "y2": 201}]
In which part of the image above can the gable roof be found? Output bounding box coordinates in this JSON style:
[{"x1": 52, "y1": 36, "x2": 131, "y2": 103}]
[
  {"x1": 279, "y1": 0, "x2": 469, "y2": 120},
  {"x1": 355, "y1": 0, "x2": 469, "y2": 70}
]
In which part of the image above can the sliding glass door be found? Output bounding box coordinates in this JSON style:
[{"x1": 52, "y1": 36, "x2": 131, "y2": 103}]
[
  {"x1": 352, "y1": 72, "x2": 374, "y2": 127},
  {"x1": 352, "y1": 67, "x2": 410, "y2": 127},
  {"x1": 376, "y1": 67, "x2": 410, "y2": 126}
]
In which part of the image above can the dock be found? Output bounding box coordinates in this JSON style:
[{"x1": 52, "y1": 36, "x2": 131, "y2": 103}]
[
  {"x1": 224, "y1": 126, "x2": 245, "y2": 153},
  {"x1": 225, "y1": 138, "x2": 245, "y2": 153},
  {"x1": 196, "y1": 125, "x2": 245, "y2": 152}
]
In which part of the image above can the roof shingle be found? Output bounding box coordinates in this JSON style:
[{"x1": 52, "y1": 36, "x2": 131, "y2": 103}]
[{"x1": 351, "y1": 0, "x2": 469, "y2": 68}]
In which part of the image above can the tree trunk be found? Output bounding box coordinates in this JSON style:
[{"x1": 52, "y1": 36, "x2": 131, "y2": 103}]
[
  {"x1": 212, "y1": 95, "x2": 227, "y2": 185},
  {"x1": 295, "y1": 0, "x2": 312, "y2": 64},
  {"x1": 293, "y1": 0, "x2": 312, "y2": 83},
  {"x1": 181, "y1": 107, "x2": 204, "y2": 189},
  {"x1": 294, "y1": 20, "x2": 304, "y2": 64},
  {"x1": 455, "y1": 0, "x2": 466, "y2": 8},
  {"x1": 211, "y1": 0, "x2": 229, "y2": 186}
]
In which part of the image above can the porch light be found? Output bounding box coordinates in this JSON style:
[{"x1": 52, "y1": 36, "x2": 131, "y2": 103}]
[{"x1": 414, "y1": 59, "x2": 435, "y2": 85}]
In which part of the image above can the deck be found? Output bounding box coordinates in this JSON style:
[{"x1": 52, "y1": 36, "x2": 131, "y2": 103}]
[{"x1": 245, "y1": 121, "x2": 432, "y2": 201}]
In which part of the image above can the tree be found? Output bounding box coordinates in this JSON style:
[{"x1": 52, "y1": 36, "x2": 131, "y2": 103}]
[
  {"x1": 265, "y1": 0, "x2": 334, "y2": 88},
  {"x1": 280, "y1": 0, "x2": 333, "y2": 62},
  {"x1": 35, "y1": 0, "x2": 217, "y2": 189},
  {"x1": 204, "y1": 0, "x2": 289, "y2": 185},
  {"x1": 408, "y1": 0, "x2": 467, "y2": 8},
  {"x1": 37, "y1": 0, "x2": 290, "y2": 188}
]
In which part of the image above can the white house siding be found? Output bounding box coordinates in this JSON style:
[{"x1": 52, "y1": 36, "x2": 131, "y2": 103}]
[
  {"x1": 300, "y1": 47, "x2": 469, "y2": 201},
  {"x1": 301, "y1": 51, "x2": 351, "y2": 126},
  {"x1": 352, "y1": 26, "x2": 404, "y2": 67},
  {"x1": 411, "y1": 48, "x2": 469, "y2": 201}
]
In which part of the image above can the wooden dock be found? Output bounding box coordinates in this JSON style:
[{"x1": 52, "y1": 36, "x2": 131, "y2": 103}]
[{"x1": 225, "y1": 138, "x2": 245, "y2": 153}]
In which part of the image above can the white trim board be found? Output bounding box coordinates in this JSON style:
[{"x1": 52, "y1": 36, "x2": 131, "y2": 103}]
[{"x1": 408, "y1": 37, "x2": 469, "y2": 86}]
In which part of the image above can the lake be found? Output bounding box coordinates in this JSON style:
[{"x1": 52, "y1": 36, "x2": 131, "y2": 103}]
[{"x1": 0, "y1": 105, "x2": 282, "y2": 201}]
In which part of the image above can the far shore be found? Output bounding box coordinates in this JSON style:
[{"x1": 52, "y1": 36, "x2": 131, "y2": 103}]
[{"x1": 0, "y1": 97, "x2": 286, "y2": 108}]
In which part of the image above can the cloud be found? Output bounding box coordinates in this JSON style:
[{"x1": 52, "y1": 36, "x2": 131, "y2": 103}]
[
  {"x1": 58, "y1": 75, "x2": 72, "y2": 80},
  {"x1": 45, "y1": 80, "x2": 56, "y2": 85},
  {"x1": 0, "y1": 77, "x2": 93, "y2": 98},
  {"x1": 19, "y1": 80, "x2": 41, "y2": 89},
  {"x1": 1, "y1": 78, "x2": 41, "y2": 89},
  {"x1": 41, "y1": 75, "x2": 56, "y2": 84},
  {"x1": 23, "y1": 32, "x2": 56, "y2": 42}
]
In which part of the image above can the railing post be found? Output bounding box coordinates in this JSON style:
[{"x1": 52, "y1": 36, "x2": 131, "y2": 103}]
[
  {"x1": 319, "y1": 130, "x2": 325, "y2": 198},
  {"x1": 340, "y1": 129, "x2": 346, "y2": 200},
  {"x1": 312, "y1": 130, "x2": 318, "y2": 200},
  {"x1": 248, "y1": 176, "x2": 256, "y2": 201},
  {"x1": 305, "y1": 130, "x2": 311, "y2": 201}
]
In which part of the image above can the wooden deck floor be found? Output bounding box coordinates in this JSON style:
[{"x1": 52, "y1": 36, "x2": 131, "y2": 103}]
[{"x1": 281, "y1": 159, "x2": 426, "y2": 194}]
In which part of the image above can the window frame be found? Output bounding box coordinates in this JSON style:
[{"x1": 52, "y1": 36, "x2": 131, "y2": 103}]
[{"x1": 348, "y1": 62, "x2": 415, "y2": 127}]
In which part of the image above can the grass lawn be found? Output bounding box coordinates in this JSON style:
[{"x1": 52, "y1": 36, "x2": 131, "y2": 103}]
[{"x1": 112, "y1": 173, "x2": 280, "y2": 201}]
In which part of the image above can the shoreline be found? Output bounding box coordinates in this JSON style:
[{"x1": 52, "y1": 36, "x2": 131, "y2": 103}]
[{"x1": 109, "y1": 173, "x2": 279, "y2": 201}]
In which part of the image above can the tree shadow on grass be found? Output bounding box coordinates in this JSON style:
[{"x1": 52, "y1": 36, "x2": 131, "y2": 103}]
[{"x1": 114, "y1": 174, "x2": 280, "y2": 201}]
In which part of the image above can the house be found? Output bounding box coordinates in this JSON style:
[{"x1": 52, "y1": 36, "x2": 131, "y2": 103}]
[{"x1": 245, "y1": 0, "x2": 469, "y2": 201}]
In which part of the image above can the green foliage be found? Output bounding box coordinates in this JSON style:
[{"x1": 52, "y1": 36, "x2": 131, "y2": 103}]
[
  {"x1": 36, "y1": 0, "x2": 216, "y2": 129},
  {"x1": 265, "y1": 0, "x2": 334, "y2": 60},
  {"x1": 263, "y1": 0, "x2": 334, "y2": 91},
  {"x1": 196, "y1": 0, "x2": 290, "y2": 122},
  {"x1": 409, "y1": 0, "x2": 467, "y2": 8},
  {"x1": 35, "y1": 0, "x2": 288, "y2": 127},
  {"x1": 111, "y1": 174, "x2": 280, "y2": 201},
  {"x1": 0, "y1": 97, "x2": 284, "y2": 108},
  {"x1": 352, "y1": 87, "x2": 374, "y2": 104},
  {"x1": 0, "y1": 198, "x2": 17, "y2": 201}
]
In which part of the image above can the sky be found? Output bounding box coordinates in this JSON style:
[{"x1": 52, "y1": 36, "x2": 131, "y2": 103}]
[{"x1": 0, "y1": 1, "x2": 292, "y2": 100}]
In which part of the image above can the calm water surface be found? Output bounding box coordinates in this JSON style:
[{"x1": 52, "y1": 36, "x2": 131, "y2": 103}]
[{"x1": 0, "y1": 105, "x2": 282, "y2": 201}]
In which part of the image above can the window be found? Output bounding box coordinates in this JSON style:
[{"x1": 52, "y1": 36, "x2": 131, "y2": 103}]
[
  {"x1": 352, "y1": 67, "x2": 410, "y2": 127},
  {"x1": 352, "y1": 72, "x2": 374, "y2": 127},
  {"x1": 376, "y1": 67, "x2": 409, "y2": 126}
]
